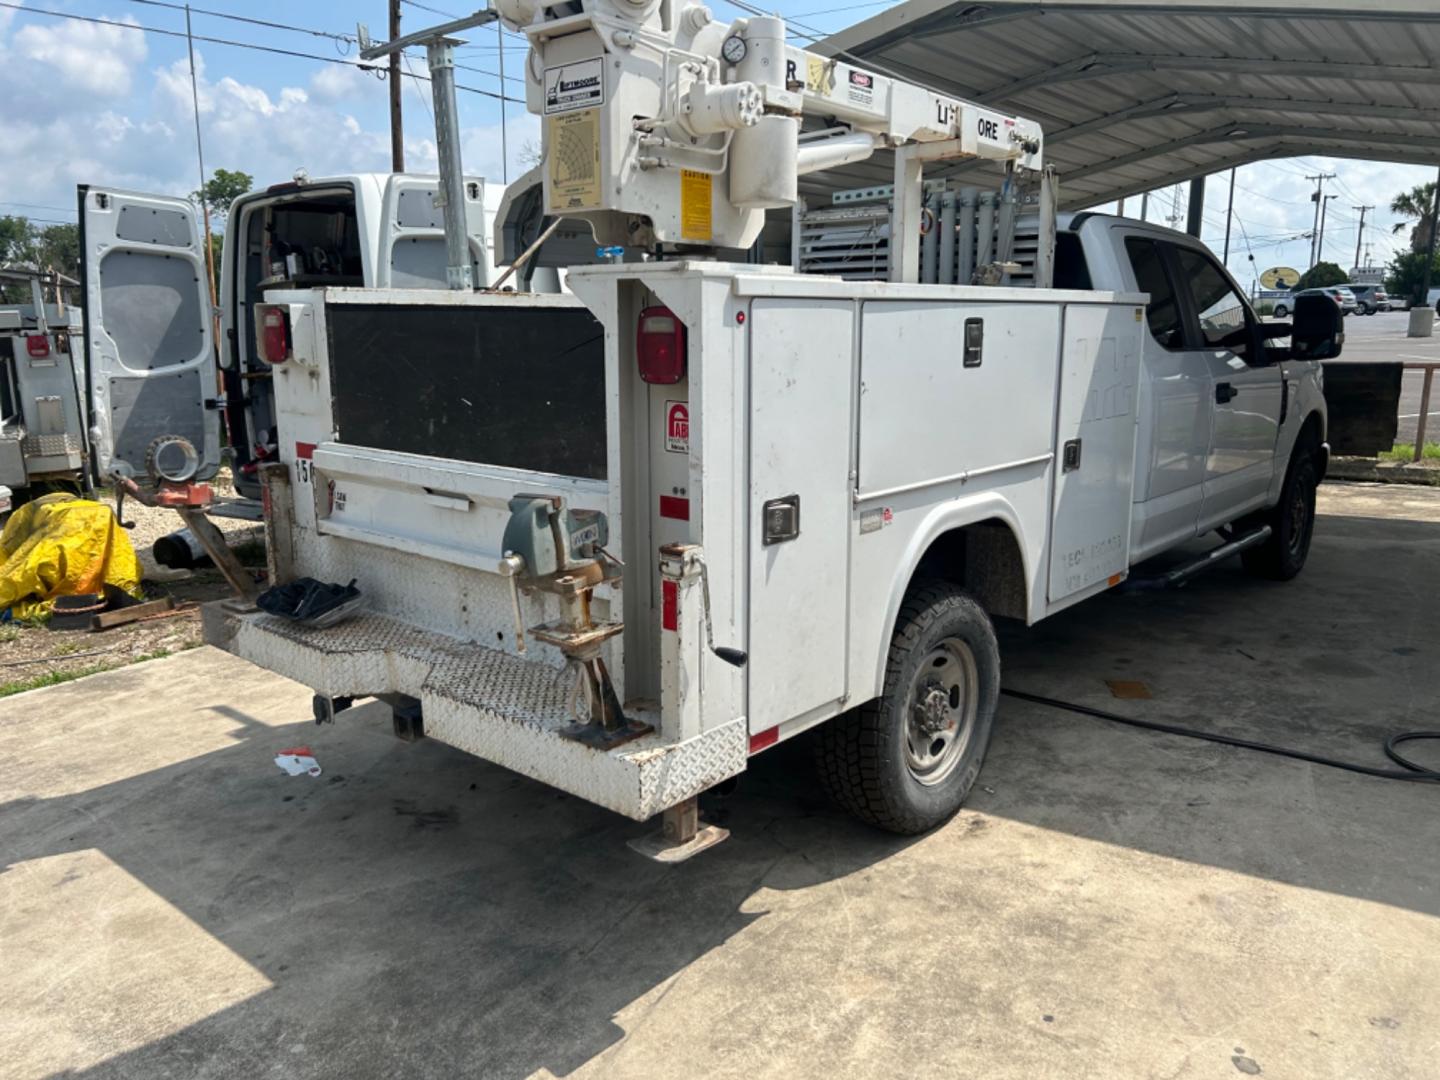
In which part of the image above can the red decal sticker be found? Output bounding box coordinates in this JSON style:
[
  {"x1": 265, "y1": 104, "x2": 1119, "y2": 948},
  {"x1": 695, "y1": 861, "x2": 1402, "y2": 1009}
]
[
  {"x1": 662, "y1": 579, "x2": 678, "y2": 631},
  {"x1": 749, "y1": 727, "x2": 779, "y2": 754},
  {"x1": 664, "y1": 401, "x2": 689, "y2": 454},
  {"x1": 659, "y1": 495, "x2": 690, "y2": 521},
  {"x1": 295, "y1": 441, "x2": 316, "y2": 460}
]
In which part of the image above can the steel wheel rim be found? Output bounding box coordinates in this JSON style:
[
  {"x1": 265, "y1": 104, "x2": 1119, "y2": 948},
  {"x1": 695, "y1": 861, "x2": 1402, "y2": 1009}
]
[
  {"x1": 904, "y1": 638, "x2": 979, "y2": 786},
  {"x1": 1287, "y1": 480, "x2": 1311, "y2": 556}
]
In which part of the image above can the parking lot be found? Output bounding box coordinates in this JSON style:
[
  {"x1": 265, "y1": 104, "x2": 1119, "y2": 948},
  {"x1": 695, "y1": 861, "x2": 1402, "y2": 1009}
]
[{"x1": 3, "y1": 480, "x2": 1436, "y2": 1080}]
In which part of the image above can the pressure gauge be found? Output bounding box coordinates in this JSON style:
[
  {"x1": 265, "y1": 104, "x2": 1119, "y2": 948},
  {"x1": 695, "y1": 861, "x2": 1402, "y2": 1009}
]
[{"x1": 721, "y1": 35, "x2": 747, "y2": 65}]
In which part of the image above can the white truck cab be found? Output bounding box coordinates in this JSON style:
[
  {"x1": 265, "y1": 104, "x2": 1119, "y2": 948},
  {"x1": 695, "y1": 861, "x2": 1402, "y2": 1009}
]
[{"x1": 1065, "y1": 213, "x2": 1329, "y2": 572}]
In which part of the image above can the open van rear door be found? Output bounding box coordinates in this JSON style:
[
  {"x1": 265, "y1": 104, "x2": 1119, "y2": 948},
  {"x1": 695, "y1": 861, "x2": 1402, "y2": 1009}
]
[{"x1": 78, "y1": 185, "x2": 221, "y2": 483}]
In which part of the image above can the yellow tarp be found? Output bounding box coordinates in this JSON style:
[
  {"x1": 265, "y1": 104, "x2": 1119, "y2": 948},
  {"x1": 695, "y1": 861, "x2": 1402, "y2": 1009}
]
[{"x1": 0, "y1": 495, "x2": 142, "y2": 621}]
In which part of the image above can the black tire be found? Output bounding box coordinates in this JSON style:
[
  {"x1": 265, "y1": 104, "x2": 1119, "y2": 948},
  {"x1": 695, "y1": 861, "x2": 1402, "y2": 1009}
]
[
  {"x1": 1274, "y1": 304, "x2": 1289, "y2": 319},
  {"x1": 815, "y1": 582, "x2": 999, "y2": 834},
  {"x1": 1242, "y1": 451, "x2": 1319, "y2": 581}
]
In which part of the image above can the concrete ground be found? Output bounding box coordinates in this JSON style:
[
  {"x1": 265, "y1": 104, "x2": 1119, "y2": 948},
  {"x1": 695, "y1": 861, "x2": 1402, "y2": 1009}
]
[{"x1": 2, "y1": 482, "x2": 1437, "y2": 1080}]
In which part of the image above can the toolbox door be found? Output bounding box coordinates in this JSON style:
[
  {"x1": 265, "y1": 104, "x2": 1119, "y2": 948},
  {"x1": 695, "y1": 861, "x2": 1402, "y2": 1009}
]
[
  {"x1": 747, "y1": 299, "x2": 854, "y2": 735},
  {"x1": 1047, "y1": 303, "x2": 1142, "y2": 608},
  {"x1": 78, "y1": 185, "x2": 221, "y2": 482}
]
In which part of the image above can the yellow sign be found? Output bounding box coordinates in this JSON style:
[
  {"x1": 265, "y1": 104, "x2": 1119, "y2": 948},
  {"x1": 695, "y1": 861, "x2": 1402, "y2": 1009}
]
[
  {"x1": 546, "y1": 108, "x2": 601, "y2": 212},
  {"x1": 680, "y1": 169, "x2": 712, "y2": 244},
  {"x1": 806, "y1": 56, "x2": 829, "y2": 93},
  {"x1": 1260, "y1": 266, "x2": 1300, "y2": 289}
]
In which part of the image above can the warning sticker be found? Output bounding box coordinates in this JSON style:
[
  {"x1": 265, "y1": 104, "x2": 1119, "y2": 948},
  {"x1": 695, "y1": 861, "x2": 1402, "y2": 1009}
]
[
  {"x1": 547, "y1": 109, "x2": 601, "y2": 212},
  {"x1": 680, "y1": 170, "x2": 712, "y2": 243},
  {"x1": 847, "y1": 68, "x2": 874, "y2": 106},
  {"x1": 665, "y1": 401, "x2": 689, "y2": 454},
  {"x1": 544, "y1": 58, "x2": 604, "y2": 115}
]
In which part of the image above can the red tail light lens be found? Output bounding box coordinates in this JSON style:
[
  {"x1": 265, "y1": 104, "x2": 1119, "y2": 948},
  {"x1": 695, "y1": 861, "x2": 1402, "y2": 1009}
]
[
  {"x1": 25, "y1": 335, "x2": 49, "y2": 358},
  {"x1": 258, "y1": 307, "x2": 291, "y2": 364},
  {"x1": 637, "y1": 306, "x2": 686, "y2": 384}
]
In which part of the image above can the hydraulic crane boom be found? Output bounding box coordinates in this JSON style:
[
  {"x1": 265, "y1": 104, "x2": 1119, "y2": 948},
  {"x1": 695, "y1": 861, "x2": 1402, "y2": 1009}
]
[{"x1": 494, "y1": 0, "x2": 1044, "y2": 266}]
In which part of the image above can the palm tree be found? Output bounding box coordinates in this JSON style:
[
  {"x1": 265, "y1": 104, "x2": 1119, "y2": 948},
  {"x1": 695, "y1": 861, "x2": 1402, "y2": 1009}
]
[{"x1": 1391, "y1": 182, "x2": 1437, "y2": 253}]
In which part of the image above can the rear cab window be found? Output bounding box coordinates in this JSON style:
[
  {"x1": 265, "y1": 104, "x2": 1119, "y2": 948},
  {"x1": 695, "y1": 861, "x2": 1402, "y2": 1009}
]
[{"x1": 1123, "y1": 237, "x2": 1184, "y2": 350}]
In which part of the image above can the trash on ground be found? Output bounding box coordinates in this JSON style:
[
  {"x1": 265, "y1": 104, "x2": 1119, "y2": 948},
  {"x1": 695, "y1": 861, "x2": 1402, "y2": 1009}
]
[
  {"x1": 274, "y1": 746, "x2": 322, "y2": 777},
  {"x1": 0, "y1": 494, "x2": 142, "y2": 621},
  {"x1": 1106, "y1": 679, "x2": 1153, "y2": 700}
]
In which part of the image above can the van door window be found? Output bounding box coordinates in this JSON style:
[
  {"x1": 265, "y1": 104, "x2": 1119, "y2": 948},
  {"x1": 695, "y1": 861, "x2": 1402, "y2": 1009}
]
[{"x1": 1124, "y1": 238, "x2": 1184, "y2": 350}]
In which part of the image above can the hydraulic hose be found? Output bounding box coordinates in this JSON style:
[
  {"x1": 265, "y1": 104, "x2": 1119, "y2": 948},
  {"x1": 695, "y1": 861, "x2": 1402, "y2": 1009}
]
[{"x1": 1001, "y1": 688, "x2": 1440, "y2": 783}]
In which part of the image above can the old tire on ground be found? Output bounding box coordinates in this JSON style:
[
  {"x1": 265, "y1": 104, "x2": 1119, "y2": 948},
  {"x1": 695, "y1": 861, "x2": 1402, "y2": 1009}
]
[
  {"x1": 1242, "y1": 451, "x2": 1319, "y2": 581},
  {"x1": 815, "y1": 582, "x2": 999, "y2": 835}
]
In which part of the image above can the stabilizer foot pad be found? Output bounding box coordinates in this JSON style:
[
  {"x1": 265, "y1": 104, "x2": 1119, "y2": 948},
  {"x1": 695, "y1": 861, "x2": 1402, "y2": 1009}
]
[{"x1": 627, "y1": 824, "x2": 730, "y2": 864}]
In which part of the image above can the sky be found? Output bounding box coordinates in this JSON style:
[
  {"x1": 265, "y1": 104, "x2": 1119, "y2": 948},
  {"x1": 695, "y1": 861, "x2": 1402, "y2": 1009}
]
[{"x1": 0, "y1": 0, "x2": 1434, "y2": 288}]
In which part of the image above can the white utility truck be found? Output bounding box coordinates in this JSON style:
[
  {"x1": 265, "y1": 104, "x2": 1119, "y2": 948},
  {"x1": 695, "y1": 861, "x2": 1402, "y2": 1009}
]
[
  {"x1": 180, "y1": 3, "x2": 1339, "y2": 856},
  {"x1": 0, "y1": 271, "x2": 87, "y2": 513}
]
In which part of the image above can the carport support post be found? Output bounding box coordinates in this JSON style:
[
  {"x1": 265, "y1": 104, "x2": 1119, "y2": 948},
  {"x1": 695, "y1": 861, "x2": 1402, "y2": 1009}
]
[{"x1": 1186, "y1": 175, "x2": 1205, "y2": 239}]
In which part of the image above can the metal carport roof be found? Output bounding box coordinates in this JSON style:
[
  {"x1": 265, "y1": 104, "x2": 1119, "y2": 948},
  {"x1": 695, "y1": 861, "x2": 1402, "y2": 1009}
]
[{"x1": 811, "y1": 0, "x2": 1440, "y2": 209}]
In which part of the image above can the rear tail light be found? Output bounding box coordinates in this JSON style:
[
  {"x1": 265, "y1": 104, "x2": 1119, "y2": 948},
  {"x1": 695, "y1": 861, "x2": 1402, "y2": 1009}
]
[
  {"x1": 25, "y1": 335, "x2": 49, "y2": 359},
  {"x1": 637, "y1": 306, "x2": 686, "y2": 384},
  {"x1": 258, "y1": 306, "x2": 292, "y2": 364}
]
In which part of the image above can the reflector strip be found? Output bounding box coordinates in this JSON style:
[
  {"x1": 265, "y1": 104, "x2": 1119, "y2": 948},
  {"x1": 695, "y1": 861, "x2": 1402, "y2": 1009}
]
[
  {"x1": 662, "y1": 579, "x2": 678, "y2": 631},
  {"x1": 749, "y1": 727, "x2": 779, "y2": 754},
  {"x1": 295, "y1": 442, "x2": 316, "y2": 461},
  {"x1": 659, "y1": 495, "x2": 690, "y2": 521}
]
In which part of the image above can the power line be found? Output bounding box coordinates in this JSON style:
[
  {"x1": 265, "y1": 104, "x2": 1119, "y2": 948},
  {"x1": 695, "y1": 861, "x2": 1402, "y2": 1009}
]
[
  {"x1": 0, "y1": 2, "x2": 523, "y2": 104},
  {"x1": 128, "y1": 0, "x2": 353, "y2": 47}
]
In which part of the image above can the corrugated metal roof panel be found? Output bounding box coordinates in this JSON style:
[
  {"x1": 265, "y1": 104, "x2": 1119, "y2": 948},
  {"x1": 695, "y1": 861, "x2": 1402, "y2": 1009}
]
[{"x1": 809, "y1": 0, "x2": 1440, "y2": 208}]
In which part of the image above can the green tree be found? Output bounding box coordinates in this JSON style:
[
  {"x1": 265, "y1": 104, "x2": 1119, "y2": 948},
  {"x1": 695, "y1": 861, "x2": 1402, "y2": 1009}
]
[
  {"x1": 1384, "y1": 249, "x2": 1440, "y2": 307},
  {"x1": 1390, "y1": 182, "x2": 1437, "y2": 254},
  {"x1": 0, "y1": 214, "x2": 32, "y2": 264},
  {"x1": 1295, "y1": 261, "x2": 1348, "y2": 291},
  {"x1": 192, "y1": 168, "x2": 253, "y2": 219},
  {"x1": 35, "y1": 223, "x2": 79, "y2": 283}
]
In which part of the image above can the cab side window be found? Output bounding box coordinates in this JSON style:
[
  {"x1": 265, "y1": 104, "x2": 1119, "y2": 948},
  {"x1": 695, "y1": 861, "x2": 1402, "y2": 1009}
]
[
  {"x1": 1173, "y1": 247, "x2": 1250, "y2": 349},
  {"x1": 1124, "y1": 238, "x2": 1184, "y2": 351}
]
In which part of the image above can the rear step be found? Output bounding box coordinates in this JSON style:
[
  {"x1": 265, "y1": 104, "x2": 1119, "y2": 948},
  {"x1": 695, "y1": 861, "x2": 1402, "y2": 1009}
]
[
  {"x1": 1123, "y1": 525, "x2": 1272, "y2": 591},
  {"x1": 200, "y1": 604, "x2": 747, "y2": 821}
]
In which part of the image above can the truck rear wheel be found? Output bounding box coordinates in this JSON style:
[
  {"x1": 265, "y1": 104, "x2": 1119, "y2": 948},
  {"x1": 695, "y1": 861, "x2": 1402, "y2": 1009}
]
[
  {"x1": 1242, "y1": 450, "x2": 1318, "y2": 580},
  {"x1": 816, "y1": 582, "x2": 999, "y2": 835}
]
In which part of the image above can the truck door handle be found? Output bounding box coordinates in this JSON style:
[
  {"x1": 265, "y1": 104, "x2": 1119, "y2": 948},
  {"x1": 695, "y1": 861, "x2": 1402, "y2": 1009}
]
[{"x1": 1215, "y1": 382, "x2": 1237, "y2": 404}]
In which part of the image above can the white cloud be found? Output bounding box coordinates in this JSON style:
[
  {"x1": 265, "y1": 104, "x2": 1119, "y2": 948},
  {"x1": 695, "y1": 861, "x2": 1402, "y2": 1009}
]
[{"x1": 11, "y1": 12, "x2": 148, "y2": 98}]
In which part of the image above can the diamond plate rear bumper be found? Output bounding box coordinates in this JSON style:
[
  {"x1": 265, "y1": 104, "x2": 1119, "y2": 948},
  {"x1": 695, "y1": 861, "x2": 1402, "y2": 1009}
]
[{"x1": 201, "y1": 603, "x2": 747, "y2": 821}]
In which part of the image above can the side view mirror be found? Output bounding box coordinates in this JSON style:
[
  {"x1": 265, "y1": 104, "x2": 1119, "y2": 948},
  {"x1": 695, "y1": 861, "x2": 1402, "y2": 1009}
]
[{"x1": 1291, "y1": 294, "x2": 1344, "y2": 361}]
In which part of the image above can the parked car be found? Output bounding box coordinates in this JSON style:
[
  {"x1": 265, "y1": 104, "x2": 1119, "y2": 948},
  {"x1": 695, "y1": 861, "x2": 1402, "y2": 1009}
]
[
  {"x1": 1274, "y1": 286, "x2": 1357, "y2": 318},
  {"x1": 1347, "y1": 284, "x2": 1389, "y2": 314}
]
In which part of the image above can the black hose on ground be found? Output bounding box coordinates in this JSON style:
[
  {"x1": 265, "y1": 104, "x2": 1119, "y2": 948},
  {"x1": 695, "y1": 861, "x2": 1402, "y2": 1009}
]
[{"x1": 1001, "y1": 688, "x2": 1440, "y2": 783}]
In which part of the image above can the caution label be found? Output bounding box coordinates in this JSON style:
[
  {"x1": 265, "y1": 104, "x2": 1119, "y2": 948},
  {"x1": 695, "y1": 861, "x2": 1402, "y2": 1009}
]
[
  {"x1": 547, "y1": 109, "x2": 601, "y2": 212},
  {"x1": 680, "y1": 169, "x2": 712, "y2": 243}
]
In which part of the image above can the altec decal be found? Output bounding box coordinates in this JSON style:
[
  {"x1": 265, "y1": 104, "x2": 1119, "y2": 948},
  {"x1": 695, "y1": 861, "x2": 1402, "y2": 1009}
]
[
  {"x1": 665, "y1": 400, "x2": 689, "y2": 454},
  {"x1": 543, "y1": 58, "x2": 604, "y2": 115}
]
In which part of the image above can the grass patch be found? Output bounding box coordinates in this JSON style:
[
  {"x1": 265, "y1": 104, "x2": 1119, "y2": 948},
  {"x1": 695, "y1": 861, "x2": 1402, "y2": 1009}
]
[
  {"x1": 51, "y1": 641, "x2": 85, "y2": 656},
  {"x1": 0, "y1": 625, "x2": 20, "y2": 644},
  {"x1": 0, "y1": 643, "x2": 200, "y2": 699},
  {"x1": 1380, "y1": 442, "x2": 1440, "y2": 462}
]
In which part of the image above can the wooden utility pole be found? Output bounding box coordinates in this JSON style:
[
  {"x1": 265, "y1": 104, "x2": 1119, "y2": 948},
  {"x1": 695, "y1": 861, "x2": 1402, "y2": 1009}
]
[
  {"x1": 389, "y1": 0, "x2": 405, "y2": 172},
  {"x1": 1222, "y1": 167, "x2": 1235, "y2": 264},
  {"x1": 1352, "y1": 205, "x2": 1373, "y2": 272}
]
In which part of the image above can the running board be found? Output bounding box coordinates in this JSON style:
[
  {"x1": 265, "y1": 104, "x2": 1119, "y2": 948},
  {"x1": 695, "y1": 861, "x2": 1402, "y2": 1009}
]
[{"x1": 1124, "y1": 525, "x2": 1272, "y2": 591}]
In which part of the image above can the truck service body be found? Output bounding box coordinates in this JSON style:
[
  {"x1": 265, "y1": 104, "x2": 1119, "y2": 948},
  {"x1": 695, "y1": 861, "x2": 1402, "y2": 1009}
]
[{"x1": 84, "y1": 3, "x2": 1337, "y2": 848}]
